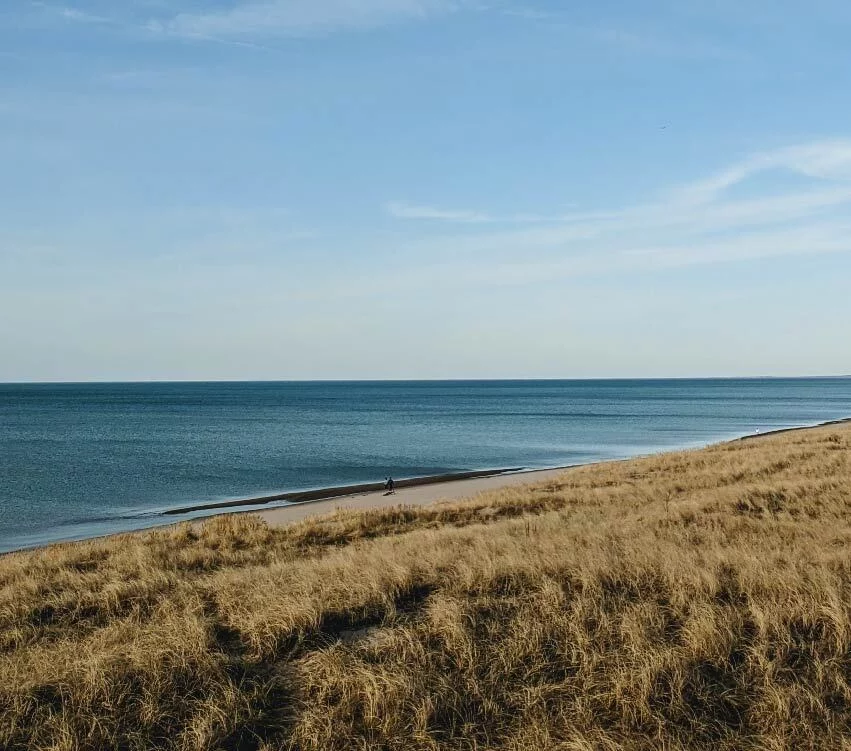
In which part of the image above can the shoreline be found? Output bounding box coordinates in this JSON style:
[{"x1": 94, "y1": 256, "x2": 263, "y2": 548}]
[
  {"x1": 169, "y1": 415, "x2": 851, "y2": 519},
  {"x1": 244, "y1": 416, "x2": 851, "y2": 529},
  {"x1": 251, "y1": 465, "x2": 575, "y2": 530},
  {"x1": 163, "y1": 467, "x2": 525, "y2": 516},
  {"x1": 5, "y1": 416, "x2": 850, "y2": 555},
  {"x1": 734, "y1": 417, "x2": 851, "y2": 441}
]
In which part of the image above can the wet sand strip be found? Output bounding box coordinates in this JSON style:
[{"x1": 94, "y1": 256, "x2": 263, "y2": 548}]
[
  {"x1": 734, "y1": 417, "x2": 851, "y2": 442},
  {"x1": 164, "y1": 467, "x2": 524, "y2": 516}
]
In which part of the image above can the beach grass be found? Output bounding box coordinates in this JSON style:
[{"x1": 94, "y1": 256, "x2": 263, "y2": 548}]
[{"x1": 2, "y1": 423, "x2": 851, "y2": 749}]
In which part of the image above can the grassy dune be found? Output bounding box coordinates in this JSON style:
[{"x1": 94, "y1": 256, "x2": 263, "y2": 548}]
[{"x1": 2, "y1": 424, "x2": 851, "y2": 750}]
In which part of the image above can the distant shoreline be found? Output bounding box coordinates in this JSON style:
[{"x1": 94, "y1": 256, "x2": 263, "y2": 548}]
[
  {"x1": 734, "y1": 417, "x2": 851, "y2": 441},
  {"x1": 164, "y1": 416, "x2": 851, "y2": 519},
  {"x1": 247, "y1": 416, "x2": 851, "y2": 531},
  {"x1": 162, "y1": 467, "x2": 525, "y2": 516},
  {"x1": 4, "y1": 416, "x2": 850, "y2": 556},
  {"x1": 207, "y1": 416, "x2": 851, "y2": 522}
]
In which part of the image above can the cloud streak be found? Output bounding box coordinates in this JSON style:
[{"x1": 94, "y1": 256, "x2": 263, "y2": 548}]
[
  {"x1": 677, "y1": 140, "x2": 851, "y2": 204},
  {"x1": 155, "y1": 0, "x2": 467, "y2": 39},
  {"x1": 29, "y1": 2, "x2": 111, "y2": 26},
  {"x1": 385, "y1": 201, "x2": 493, "y2": 223},
  {"x1": 385, "y1": 201, "x2": 592, "y2": 225},
  {"x1": 388, "y1": 140, "x2": 851, "y2": 240},
  {"x1": 379, "y1": 139, "x2": 851, "y2": 289}
]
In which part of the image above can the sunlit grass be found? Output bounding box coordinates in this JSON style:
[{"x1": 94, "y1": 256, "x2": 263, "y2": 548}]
[{"x1": 2, "y1": 424, "x2": 850, "y2": 749}]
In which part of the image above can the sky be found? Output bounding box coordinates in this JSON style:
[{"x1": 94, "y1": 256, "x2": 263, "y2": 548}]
[{"x1": 2, "y1": 0, "x2": 851, "y2": 381}]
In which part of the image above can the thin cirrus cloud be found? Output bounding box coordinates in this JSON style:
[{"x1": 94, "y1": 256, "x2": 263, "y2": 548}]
[
  {"x1": 384, "y1": 201, "x2": 580, "y2": 224},
  {"x1": 388, "y1": 140, "x2": 851, "y2": 235},
  {"x1": 28, "y1": 2, "x2": 112, "y2": 25},
  {"x1": 392, "y1": 139, "x2": 851, "y2": 229},
  {"x1": 153, "y1": 0, "x2": 469, "y2": 39},
  {"x1": 56, "y1": 7, "x2": 107, "y2": 24},
  {"x1": 677, "y1": 139, "x2": 851, "y2": 205},
  {"x1": 385, "y1": 202, "x2": 494, "y2": 223},
  {"x1": 380, "y1": 139, "x2": 851, "y2": 287}
]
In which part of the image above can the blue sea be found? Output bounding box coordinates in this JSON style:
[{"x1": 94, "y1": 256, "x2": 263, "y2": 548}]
[{"x1": 1, "y1": 379, "x2": 850, "y2": 553}]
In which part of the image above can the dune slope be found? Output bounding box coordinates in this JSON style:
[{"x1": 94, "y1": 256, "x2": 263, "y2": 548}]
[{"x1": 1, "y1": 424, "x2": 850, "y2": 750}]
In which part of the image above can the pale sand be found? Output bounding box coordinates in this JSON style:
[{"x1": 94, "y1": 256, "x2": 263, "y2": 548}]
[
  {"x1": 255, "y1": 417, "x2": 851, "y2": 529},
  {"x1": 255, "y1": 467, "x2": 571, "y2": 528}
]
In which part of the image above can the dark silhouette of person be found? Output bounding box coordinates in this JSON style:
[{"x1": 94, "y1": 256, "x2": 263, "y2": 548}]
[{"x1": 385, "y1": 476, "x2": 395, "y2": 495}]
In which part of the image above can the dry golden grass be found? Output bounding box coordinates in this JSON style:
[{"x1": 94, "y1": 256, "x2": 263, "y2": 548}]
[{"x1": 2, "y1": 424, "x2": 851, "y2": 750}]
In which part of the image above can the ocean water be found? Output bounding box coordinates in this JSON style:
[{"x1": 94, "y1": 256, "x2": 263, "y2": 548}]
[{"x1": 1, "y1": 378, "x2": 850, "y2": 553}]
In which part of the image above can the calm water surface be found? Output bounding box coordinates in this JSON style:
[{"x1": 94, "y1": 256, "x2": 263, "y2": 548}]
[{"x1": 1, "y1": 379, "x2": 850, "y2": 552}]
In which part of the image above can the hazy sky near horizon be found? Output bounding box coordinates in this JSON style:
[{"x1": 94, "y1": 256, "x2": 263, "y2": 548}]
[{"x1": 2, "y1": 1, "x2": 851, "y2": 381}]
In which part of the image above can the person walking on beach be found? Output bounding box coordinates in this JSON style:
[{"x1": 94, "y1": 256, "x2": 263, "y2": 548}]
[{"x1": 384, "y1": 476, "x2": 395, "y2": 495}]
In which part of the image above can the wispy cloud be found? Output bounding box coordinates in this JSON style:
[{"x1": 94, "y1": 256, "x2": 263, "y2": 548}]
[
  {"x1": 584, "y1": 24, "x2": 742, "y2": 62},
  {"x1": 678, "y1": 140, "x2": 851, "y2": 204},
  {"x1": 153, "y1": 0, "x2": 469, "y2": 39},
  {"x1": 489, "y1": 7, "x2": 745, "y2": 62},
  {"x1": 59, "y1": 7, "x2": 108, "y2": 23},
  {"x1": 379, "y1": 139, "x2": 851, "y2": 288},
  {"x1": 29, "y1": 2, "x2": 111, "y2": 25},
  {"x1": 388, "y1": 141, "x2": 851, "y2": 237},
  {"x1": 26, "y1": 2, "x2": 276, "y2": 49},
  {"x1": 498, "y1": 6, "x2": 557, "y2": 21},
  {"x1": 385, "y1": 201, "x2": 587, "y2": 224},
  {"x1": 385, "y1": 202, "x2": 494, "y2": 223}
]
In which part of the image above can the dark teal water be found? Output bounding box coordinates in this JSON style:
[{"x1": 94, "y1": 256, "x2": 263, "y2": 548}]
[{"x1": 1, "y1": 379, "x2": 850, "y2": 553}]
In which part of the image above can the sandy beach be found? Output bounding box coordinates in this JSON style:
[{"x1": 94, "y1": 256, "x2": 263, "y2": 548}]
[
  {"x1": 231, "y1": 416, "x2": 851, "y2": 531},
  {"x1": 254, "y1": 466, "x2": 571, "y2": 528},
  {"x1": 4, "y1": 417, "x2": 848, "y2": 557},
  {"x1": 247, "y1": 417, "x2": 851, "y2": 529}
]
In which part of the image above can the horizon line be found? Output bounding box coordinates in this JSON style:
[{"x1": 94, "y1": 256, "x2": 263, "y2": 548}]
[{"x1": 2, "y1": 374, "x2": 851, "y2": 386}]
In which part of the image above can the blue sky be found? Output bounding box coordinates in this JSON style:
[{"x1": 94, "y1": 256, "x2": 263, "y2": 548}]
[{"x1": 2, "y1": 0, "x2": 851, "y2": 380}]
